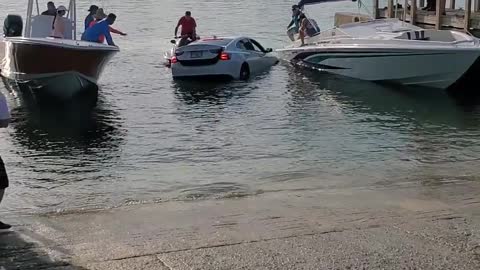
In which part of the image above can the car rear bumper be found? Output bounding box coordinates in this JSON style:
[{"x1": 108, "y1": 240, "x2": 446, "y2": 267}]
[{"x1": 171, "y1": 61, "x2": 239, "y2": 79}]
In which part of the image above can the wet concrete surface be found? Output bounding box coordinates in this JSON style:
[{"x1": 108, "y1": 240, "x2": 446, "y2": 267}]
[{"x1": 2, "y1": 182, "x2": 480, "y2": 269}]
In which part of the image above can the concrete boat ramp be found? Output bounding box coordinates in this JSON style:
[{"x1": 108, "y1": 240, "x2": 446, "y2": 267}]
[{"x1": 2, "y1": 181, "x2": 480, "y2": 269}]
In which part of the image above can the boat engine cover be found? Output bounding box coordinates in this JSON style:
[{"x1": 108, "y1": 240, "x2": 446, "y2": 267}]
[{"x1": 3, "y1": 14, "x2": 23, "y2": 37}]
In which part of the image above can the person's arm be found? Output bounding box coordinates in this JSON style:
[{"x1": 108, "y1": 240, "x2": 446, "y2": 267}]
[
  {"x1": 287, "y1": 18, "x2": 294, "y2": 29},
  {"x1": 192, "y1": 18, "x2": 197, "y2": 36},
  {"x1": 104, "y1": 24, "x2": 115, "y2": 46},
  {"x1": 109, "y1": 26, "x2": 126, "y2": 36},
  {"x1": 175, "y1": 18, "x2": 183, "y2": 37},
  {"x1": 85, "y1": 16, "x2": 91, "y2": 30}
]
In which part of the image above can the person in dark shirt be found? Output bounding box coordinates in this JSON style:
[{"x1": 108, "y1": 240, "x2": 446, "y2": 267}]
[
  {"x1": 84, "y1": 5, "x2": 99, "y2": 30},
  {"x1": 287, "y1": 5, "x2": 302, "y2": 41},
  {"x1": 0, "y1": 92, "x2": 11, "y2": 230},
  {"x1": 175, "y1": 11, "x2": 197, "y2": 47},
  {"x1": 41, "y1": 1, "x2": 57, "y2": 16}
]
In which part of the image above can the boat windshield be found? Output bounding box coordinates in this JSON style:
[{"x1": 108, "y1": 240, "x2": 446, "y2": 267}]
[{"x1": 25, "y1": 0, "x2": 77, "y2": 39}]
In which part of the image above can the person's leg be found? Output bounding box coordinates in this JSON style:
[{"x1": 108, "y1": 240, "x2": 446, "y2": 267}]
[
  {"x1": 299, "y1": 30, "x2": 305, "y2": 46},
  {"x1": 0, "y1": 189, "x2": 10, "y2": 230},
  {"x1": 178, "y1": 36, "x2": 189, "y2": 47},
  {"x1": 0, "y1": 156, "x2": 10, "y2": 230}
]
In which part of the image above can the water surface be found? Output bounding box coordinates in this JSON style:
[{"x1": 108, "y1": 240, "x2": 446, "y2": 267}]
[{"x1": 1, "y1": 0, "x2": 480, "y2": 217}]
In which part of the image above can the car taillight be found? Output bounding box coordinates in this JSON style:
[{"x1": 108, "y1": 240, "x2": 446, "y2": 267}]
[
  {"x1": 220, "y1": 52, "x2": 230, "y2": 61},
  {"x1": 171, "y1": 56, "x2": 178, "y2": 64}
]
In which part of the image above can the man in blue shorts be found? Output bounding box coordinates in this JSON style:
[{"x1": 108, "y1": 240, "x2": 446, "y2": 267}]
[{"x1": 82, "y1": 13, "x2": 117, "y2": 46}]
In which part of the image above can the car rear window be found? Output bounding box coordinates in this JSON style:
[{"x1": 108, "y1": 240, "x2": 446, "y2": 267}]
[{"x1": 196, "y1": 38, "x2": 233, "y2": 46}]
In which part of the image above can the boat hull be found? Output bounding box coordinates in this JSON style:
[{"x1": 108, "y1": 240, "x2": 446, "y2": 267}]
[
  {"x1": 0, "y1": 37, "x2": 117, "y2": 100},
  {"x1": 2, "y1": 73, "x2": 98, "y2": 107},
  {"x1": 277, "y1": 47, "x2": 480, "y2": 91}
]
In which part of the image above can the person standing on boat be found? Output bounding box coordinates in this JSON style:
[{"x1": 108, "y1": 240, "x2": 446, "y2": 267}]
[
  {"x1": 41, "y1": 1, "x2": 57, "y2": 16},
  {"x1": 287, "y1": 5, "x2": 302, "y2": 41},
  {"x1": 174, "y1": 11, "x2": 197, "y2": 47},
  {"x1": 51, "y1": 5, "x2": 68, "y2": 39},
  {"x1": 84, "y1": 5, "x2": 99, "y2": 30},
  {"x1": 88, "y1": 8, "x2": 127, "y2": 43},
  {"x1": 0, "y1": 92, "x2": 11, "y2": 230},
  {"x1": 298, "y1": 13, "x2": 320, "y2": 46},
  {"x1": 82, "y1": 13, "x2": 117, "y2": 46}
]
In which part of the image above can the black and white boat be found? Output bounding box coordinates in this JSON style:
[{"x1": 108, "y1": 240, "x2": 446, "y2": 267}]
[{"x1": 276, "y1": 0, "x2": 480, "y2": 91}]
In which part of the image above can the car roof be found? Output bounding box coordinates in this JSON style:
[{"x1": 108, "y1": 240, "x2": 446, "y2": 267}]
[{"x1": 193, "y1": 36, "x2": 251, "y2": 46}]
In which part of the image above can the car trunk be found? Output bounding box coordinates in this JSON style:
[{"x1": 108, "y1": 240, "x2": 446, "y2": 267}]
[{"x1": 175, "y1": 44, "x2": 224, "y2": 66}]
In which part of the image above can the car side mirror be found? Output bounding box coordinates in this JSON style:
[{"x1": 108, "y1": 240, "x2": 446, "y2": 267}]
[
  {"x1": 170, "y1": 39, "x2": 176, "y2": 44},
  {"x1": 266, "y1": 48, "x2": 273, "y2": 53}
]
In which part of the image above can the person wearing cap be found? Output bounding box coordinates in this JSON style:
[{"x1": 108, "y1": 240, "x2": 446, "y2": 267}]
[
  {"x1": 85, "y1": 5, "x2": 99, "y2": 30},
  {"x1": 88, "y1": 8, "x2": 126, "y2": 43},
  {"x1": 82, "y1": 13, "x2": 117, "y2": 46},
  {"x1": 42, "y1": 1, "x2": 57, "y2": 16},
  {"x1": 174, "y1": 11, "x2": 197, "y2": 47},
  {"x1": 0, "y1": 92, "x2": 11, "y2": 230},
  {"x1": 51, "y1": 5, "x2": 68, "y2": 38},
  {"x1": 287, "y1": 5, "x2": 302, "y2": 41}
]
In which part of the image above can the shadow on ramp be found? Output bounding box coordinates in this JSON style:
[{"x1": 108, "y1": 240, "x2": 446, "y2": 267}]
[{"x1": 0, "y1": 230, "x2": 86, "y2": 269}]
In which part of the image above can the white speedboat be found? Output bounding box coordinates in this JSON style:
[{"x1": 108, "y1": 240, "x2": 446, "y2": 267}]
[
  {"x1": 0, "y1": 0, "x2": 119, "y2": 101},
  {"x1": 277, "y1": 1, "x2": 480, "y2": 90}
]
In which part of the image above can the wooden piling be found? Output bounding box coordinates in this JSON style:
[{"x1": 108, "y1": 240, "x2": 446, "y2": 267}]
[
  {"x1": 435, "y1": 0, "x2": 445, "y2": 29},
  {"x1": 373, "y1": 0, "x2": 379, "y2": 19},
  {"x1": 465, "y1": 0, "x2": 472, "y2": 31},
  {"x1": 388, "y1": 0, "x2": 394, "y2": 18},
  {"x1": 412, "y1": 0, "x2": 417, "y2": 25},
  {"x1": 404, "y1": 0, "x2": 409, "y2": 21},
  {"x1": 450, "y1": 0, "x2": 456, "y2": 9}
]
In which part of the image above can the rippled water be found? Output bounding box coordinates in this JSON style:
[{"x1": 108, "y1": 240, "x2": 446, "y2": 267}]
[{"x1": 1, "y1": 0, "x2": 480, "y2": 217}]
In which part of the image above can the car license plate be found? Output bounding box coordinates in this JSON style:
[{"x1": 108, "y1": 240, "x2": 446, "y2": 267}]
[{"x1": 190, "y1": 51, "x2": 203, "y2": 58}]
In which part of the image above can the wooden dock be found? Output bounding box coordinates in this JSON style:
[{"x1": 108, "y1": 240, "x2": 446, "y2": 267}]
[{"x1": 338, "y1": 0, "x2": 480, "y2": 35}]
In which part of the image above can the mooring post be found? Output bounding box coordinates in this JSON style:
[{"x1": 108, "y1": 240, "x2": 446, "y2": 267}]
[
  {"x1": 412, "y1": 0, "x2": 417, "y2": 24},
  {"x1": 450, "y1": 0, "x2": 456, "y2": 9},
  {"x1": 373, "y1": 0, "x2": 379, "y2": 19},
  {"x1": 388, "y1": 0, "x2": 394, "y2": 18},
  {"x1": 465, "y1": 0, "x2": 472, "y2": 32},
  {"x1": 435, "y1": 0, "x2": 445, "y2": 29}
]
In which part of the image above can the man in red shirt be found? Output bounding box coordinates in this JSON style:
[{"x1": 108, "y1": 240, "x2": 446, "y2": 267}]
[{"x1": 174, "y1": 11, "x2": 197, "y2": 47}]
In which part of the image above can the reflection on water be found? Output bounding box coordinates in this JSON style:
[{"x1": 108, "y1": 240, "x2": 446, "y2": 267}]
[
  {"x1": 286, "y1": 66, "x2": 480, "y2": 129},
  {"x1": 0, "y1": 87, "x2": 126, "y2": 216},
  {"x1": 284, "y1": 66, "x2": 480, "y2": 188},
  {"x1": 2, "y1": 0, "x2": 480, "y2": 216}
]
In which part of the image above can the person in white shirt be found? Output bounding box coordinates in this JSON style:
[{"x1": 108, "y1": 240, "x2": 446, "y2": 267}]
[
  {"x1": 51, "y1": 5, "x2": 68, "y2": 38},
  {"x1": 0, "y1": 92, "x2": 11, "y2": 230}
]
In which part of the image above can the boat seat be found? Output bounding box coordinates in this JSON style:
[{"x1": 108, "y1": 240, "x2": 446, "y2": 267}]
[
  {"x1": 30, "y1": 15, "x2": 73, "y2": 39},
  {"x1": 405, "y1": 30, "x2": 430, "y2": 41}
]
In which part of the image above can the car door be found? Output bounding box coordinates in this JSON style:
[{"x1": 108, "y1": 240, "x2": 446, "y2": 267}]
[
  {"x1": 236, "y1": 39, "x2": 262, "y2": 74},
  {"x1": 245, "y1": 39, "x2": 266, "y2": 74},
  {"x1": 249, "y1": 39, "x2": 276, "y2": 70}
]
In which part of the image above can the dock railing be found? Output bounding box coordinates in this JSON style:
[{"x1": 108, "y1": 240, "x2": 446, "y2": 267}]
[{"x1": 374, "y1": 0, "x2": 477, "y2": 32}]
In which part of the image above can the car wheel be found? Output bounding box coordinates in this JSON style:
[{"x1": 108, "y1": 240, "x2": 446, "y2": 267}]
[{"x1": 239, "y1": 63, "x2": 250, "y2": 81}]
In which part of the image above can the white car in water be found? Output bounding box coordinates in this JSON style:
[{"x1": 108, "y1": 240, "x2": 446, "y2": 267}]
[{"x1": 170, "y1": 36, "x2": 278, "y2": 80}]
